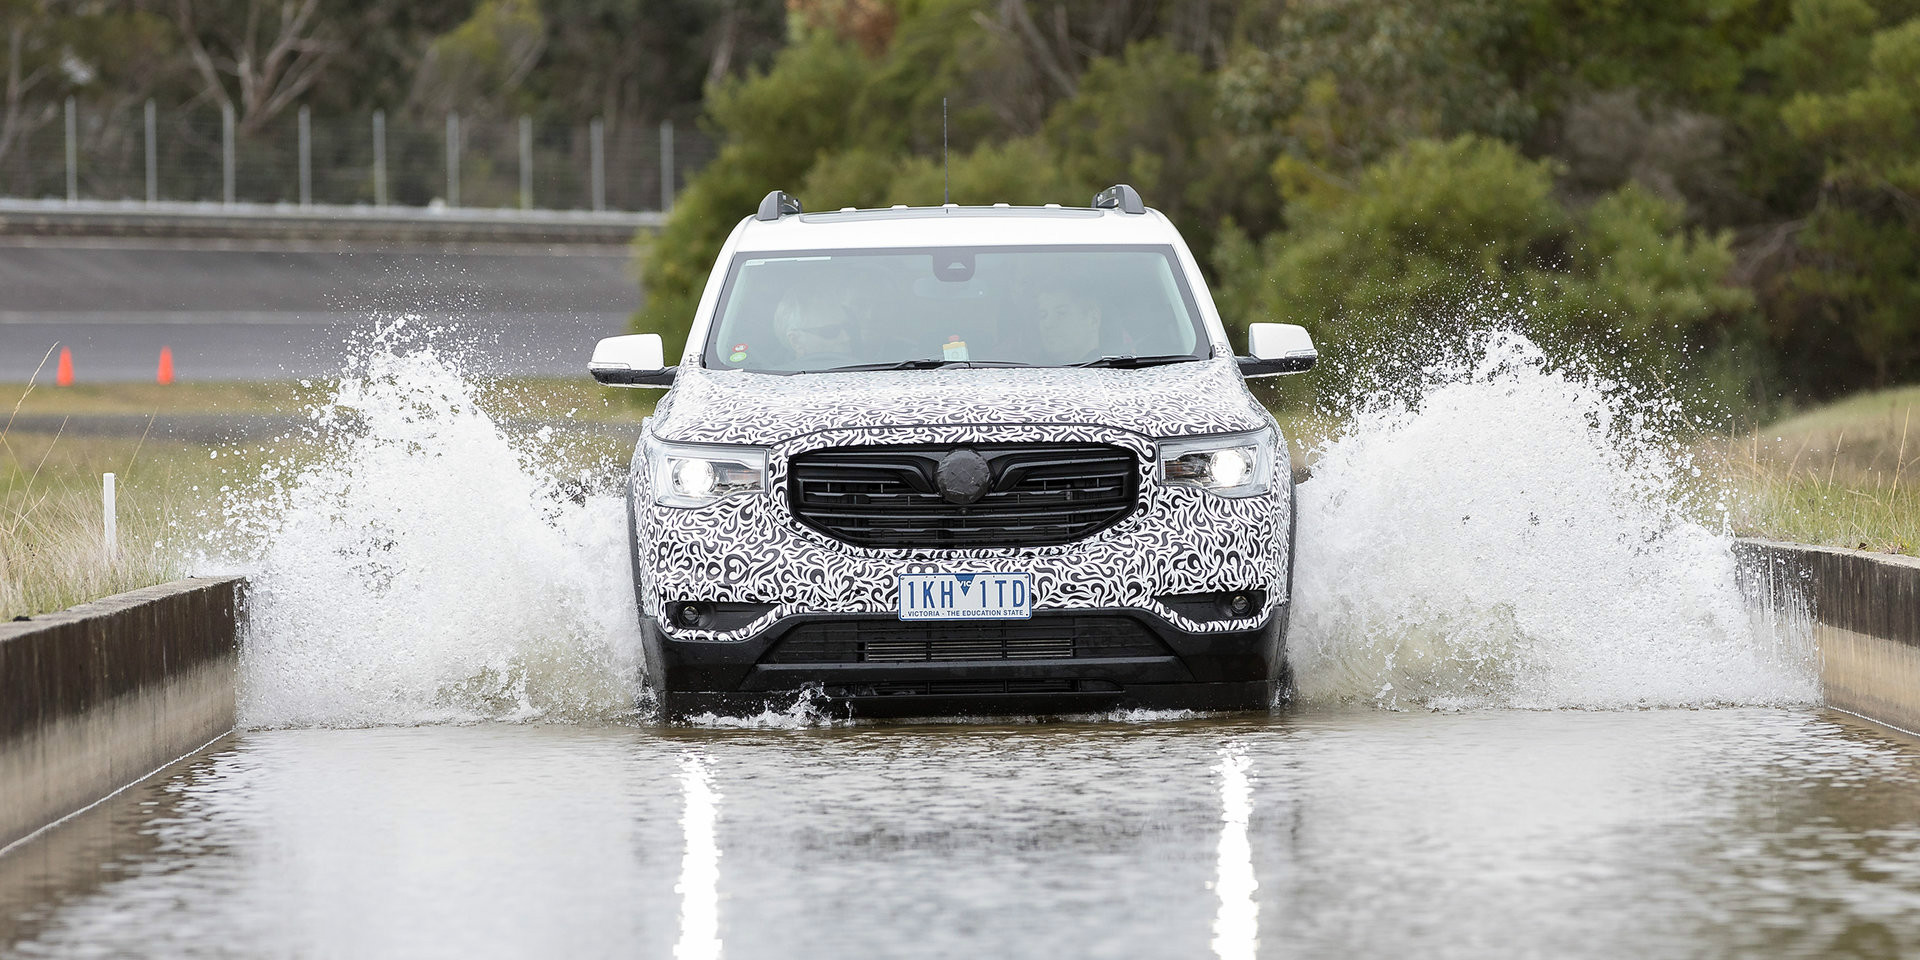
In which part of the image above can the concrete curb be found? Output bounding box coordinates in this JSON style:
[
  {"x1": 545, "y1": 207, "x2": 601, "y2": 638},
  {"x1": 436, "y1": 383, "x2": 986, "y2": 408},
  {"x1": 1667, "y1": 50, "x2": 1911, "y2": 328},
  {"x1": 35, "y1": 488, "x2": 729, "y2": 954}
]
[
  {"x1": 1736, "y1": 539, "x2": 1920, "y2": 735},
  {"x1": 0, "y1": 577, "x2": 243, "y2": 851}
]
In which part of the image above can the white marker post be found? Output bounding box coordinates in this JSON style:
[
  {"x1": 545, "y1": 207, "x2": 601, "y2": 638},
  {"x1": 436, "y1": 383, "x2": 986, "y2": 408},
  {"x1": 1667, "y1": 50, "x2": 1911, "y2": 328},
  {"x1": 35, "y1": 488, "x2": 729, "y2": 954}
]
[{"x1": 102, "y1": 473, "x2": 117, "y2": 564}]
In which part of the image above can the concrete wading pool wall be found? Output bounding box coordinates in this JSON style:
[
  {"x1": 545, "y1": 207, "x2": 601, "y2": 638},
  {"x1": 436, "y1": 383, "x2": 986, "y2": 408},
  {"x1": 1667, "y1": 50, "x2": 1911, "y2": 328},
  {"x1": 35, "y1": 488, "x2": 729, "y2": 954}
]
[
  {"x1": 2, "y1": 543, "x2": 1919, "y2": 850},
  {"x1": 0, "y1": 577, "x2": 242, "y2": 851},
  {"x1": 1738, "y1": 539, "x2": 1920, "y2": 736}
]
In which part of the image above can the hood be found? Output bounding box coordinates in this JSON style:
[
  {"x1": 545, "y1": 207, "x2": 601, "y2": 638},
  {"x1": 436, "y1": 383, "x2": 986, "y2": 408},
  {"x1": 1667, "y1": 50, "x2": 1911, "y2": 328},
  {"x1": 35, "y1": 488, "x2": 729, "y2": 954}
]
[{"x1": 653, "y1": 359, "x2": 1271, "y2": 446}]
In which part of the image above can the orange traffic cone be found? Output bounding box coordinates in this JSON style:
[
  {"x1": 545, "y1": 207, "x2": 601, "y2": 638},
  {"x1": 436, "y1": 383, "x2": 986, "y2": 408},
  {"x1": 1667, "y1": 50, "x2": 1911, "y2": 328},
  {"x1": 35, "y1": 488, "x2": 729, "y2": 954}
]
[
  {"x1": 156, "y1": 346, "x2": 174, "y2": 385},
  {"x1": 56, "y1": 347, "x2": 73, "y2": 386}
]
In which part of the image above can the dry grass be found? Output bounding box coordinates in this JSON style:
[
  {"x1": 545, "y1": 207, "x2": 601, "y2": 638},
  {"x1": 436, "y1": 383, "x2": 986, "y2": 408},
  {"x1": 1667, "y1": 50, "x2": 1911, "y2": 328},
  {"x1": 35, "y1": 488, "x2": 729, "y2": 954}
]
[
  {"x1": 1708, "y1": 386, "x2": 1920, "y2": 555},
  {"x1": 1, "y1": 366, "x2": 650, "y2": 619},
  {"x1": 0, "y1": 380, "x2": 312, "y2": 417},
  {"x1": 1, "y1": 349, "x2": 309, "y2": 618},
  {"x1": 1, "y1": 424, "x2": 232, "y2": 621},
  {"x1": 14, "y1": 358, "x2": 1912, "y2": 618}
]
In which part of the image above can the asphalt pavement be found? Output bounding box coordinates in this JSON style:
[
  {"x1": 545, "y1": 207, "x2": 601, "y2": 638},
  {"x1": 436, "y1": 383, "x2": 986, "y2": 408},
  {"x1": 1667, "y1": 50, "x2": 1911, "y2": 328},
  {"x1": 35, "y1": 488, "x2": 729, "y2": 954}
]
[{"x1": 0, "y1": 237, "x2": 640, "y2": 382}]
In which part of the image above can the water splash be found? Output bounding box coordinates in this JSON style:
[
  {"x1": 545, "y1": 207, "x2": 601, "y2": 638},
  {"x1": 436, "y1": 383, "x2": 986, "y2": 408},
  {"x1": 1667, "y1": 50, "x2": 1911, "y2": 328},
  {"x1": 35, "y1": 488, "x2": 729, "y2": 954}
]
[
  {"x1": 217, "y1": 322, "x2": 643, "y2": 728},
  {"x1": 678, "y1": 688, "x2": 849, "y2": 730},
  {"x1": 208, "y1": 318, "x2": 1814, "y2": 726},
  {"x1": 1289, "y1": 332, "x2": 1817, "y2": 710}
]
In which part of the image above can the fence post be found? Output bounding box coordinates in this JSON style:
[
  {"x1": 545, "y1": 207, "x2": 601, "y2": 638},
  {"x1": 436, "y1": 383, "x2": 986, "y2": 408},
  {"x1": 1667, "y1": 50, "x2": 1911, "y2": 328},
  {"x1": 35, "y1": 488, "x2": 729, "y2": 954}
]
[
  {"x1": 372, "y1": 109, "x2": 387, "y2": 207},
  {"x1": 221, "y1": 102, "x2": 235, "y2": 205},
  {"x1": 298, "y1": 105, "x2": 312, "y2": 207},
  {"x1": 102, "y1": 473, "x2": 116, "y2": 564},
  {"x1": 63, "y1": 96, "x2": 76, "y2": 203},
  {"x1": 590, "y1": 118, "x2": 605, "y2": 212},
  {"x1": 144, "y1": 100, "x2": 157, "y2": 204},
  {"x1": 659, "y1": 119, "x2": 674, "y2": 213},
  {"x1": 445, "y1": 113, "x2": 460, "y2": 207},
  {"x1": 519, "y1": 115, "x2": 532, "y2": 210}
]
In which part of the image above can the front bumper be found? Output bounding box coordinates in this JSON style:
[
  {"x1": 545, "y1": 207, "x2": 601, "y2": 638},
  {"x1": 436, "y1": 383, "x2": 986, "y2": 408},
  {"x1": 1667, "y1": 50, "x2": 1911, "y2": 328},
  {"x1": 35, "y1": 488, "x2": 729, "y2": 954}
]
[
  {"x1": 642, "y1": 606, "x2": 1289, "y2": 719},
  {"x1": 631, "y1": 421, "x2": 1296, "y2": 719}
]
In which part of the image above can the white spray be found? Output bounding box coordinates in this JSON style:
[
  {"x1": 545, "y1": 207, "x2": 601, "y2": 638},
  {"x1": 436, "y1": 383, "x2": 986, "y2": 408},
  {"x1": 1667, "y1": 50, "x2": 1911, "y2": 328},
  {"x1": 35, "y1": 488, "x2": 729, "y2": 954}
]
[
  {"x1": 216, "y1": 325, "x2": 643, "y2": 728},
  {"x1": 210, "y1": 321, "x2": 1812, "y2": 726},
  {"x1": 1288, "y1": 332, "x2": 1817, "y2": 710}
]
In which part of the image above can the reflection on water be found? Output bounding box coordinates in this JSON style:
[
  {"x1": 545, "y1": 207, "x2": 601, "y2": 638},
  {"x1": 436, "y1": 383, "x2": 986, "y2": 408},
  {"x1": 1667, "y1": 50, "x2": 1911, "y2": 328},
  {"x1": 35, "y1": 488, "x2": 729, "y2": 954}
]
[
  {"x1": 3, "y1": 708, "x2": 1920, "y2": 959},
  {"x1": 1212, "y1": 744, "x2": 1257, "y2": 960},
  {"x1": 675, "y1": 753, "x2": 722, "y2": 960}
]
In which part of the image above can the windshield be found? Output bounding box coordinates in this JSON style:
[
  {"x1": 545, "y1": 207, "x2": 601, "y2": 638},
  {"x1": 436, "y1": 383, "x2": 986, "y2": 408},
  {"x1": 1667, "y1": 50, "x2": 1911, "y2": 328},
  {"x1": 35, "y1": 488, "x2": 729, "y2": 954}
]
[{"x1": 702, "y1": 245, "x2": 1208, "y2": 373}]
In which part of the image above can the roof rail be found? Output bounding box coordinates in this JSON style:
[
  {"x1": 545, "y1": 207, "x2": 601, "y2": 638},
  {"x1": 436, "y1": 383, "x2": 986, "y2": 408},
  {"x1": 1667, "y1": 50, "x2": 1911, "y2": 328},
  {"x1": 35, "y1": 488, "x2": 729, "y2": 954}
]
[
  {"x1": 756, "y1": 190, "x2": 803, "y2": 221},
  {"x1": 1092, "y1": 184, "x2": 1145, "y2": 215}
]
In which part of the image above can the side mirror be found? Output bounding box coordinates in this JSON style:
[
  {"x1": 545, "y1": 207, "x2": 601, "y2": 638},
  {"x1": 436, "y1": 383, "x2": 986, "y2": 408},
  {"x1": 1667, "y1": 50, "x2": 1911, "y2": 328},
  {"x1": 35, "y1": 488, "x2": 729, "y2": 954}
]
[
  {"x1": 589, "y1": 333, "x2": 675, "y2": 388},
  {"x1": 1238, "y1": 323, "x2": 1317, "y2": 378}
]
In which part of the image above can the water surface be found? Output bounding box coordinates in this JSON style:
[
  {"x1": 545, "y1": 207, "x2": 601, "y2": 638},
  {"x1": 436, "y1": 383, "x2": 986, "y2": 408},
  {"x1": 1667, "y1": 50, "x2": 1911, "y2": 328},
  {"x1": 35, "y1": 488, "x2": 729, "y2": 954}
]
[{"x1": 4, "y1": 707, "x2": 1917, "y2": 959}]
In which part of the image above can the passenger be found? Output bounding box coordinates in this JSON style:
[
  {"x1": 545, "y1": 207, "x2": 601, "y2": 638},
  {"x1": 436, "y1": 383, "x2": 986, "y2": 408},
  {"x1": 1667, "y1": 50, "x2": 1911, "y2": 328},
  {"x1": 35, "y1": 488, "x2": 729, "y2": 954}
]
[
  {"x1": 773, "y1": 287, "x2": 854, "y2": 367},
  {"x1": 1034, "y1": 287, "x2": 1104, "y2": 364}
]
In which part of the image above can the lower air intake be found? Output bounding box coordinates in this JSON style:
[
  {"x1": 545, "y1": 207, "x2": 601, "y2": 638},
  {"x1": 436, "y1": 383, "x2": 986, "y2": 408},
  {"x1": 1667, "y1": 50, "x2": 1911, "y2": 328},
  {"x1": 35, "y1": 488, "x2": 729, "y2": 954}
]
[{"x1": 766, "y1": 616, "x2": 1168, "y2": 664}]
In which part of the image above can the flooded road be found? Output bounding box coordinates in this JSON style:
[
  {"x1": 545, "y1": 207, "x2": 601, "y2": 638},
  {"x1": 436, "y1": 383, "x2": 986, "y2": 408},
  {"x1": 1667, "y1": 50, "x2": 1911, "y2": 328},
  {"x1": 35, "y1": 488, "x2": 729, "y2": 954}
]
[{"x1": 4, "y1": 707, "x2": 1918, "y2": 959}]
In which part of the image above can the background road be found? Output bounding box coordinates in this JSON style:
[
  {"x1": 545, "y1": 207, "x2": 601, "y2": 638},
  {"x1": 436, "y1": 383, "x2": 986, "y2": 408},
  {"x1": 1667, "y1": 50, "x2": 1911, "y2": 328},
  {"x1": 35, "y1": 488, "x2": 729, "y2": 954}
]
[{"x1": 0, "y1": 237, "x2": 639, "y2": 382}]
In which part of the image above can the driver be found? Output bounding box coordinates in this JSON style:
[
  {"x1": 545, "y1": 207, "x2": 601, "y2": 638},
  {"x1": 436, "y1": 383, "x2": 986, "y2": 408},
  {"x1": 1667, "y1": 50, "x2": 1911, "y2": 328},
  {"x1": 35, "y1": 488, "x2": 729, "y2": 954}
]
[
  {"x1": 773, "y1": 286, "x2": 853, "y2": 367},
  {"x1": 1034, "y1": 287, "x2": 1104, "y2": 364}
]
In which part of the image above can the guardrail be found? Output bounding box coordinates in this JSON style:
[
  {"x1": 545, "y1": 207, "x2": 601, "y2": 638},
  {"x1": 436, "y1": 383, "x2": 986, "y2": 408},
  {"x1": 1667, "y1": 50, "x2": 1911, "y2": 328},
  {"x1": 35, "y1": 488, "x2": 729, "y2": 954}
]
[{"x1": 0, "y1": 198, "x2": 664, "y2": 245}]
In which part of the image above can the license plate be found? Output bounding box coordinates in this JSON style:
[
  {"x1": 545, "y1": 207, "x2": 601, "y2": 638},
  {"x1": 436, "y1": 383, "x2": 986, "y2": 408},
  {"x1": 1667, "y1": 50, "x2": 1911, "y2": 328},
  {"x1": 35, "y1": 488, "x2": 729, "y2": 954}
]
[{"x1": 898, "y1": 572, "x2": 1032, "y2": 621}]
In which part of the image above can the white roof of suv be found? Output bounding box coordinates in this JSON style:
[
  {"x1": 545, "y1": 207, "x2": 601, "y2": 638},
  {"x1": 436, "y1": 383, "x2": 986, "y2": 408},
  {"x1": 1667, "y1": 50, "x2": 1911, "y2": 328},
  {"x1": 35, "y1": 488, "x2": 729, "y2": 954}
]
[{"x1": 733, "y1": 204, "x2": 1183, "y2": 252}]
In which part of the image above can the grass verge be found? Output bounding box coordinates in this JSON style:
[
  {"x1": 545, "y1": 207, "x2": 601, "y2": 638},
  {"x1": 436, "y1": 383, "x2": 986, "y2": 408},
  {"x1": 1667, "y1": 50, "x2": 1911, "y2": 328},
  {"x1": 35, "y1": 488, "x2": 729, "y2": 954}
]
[
  {"x1": 7, "y1": 370, "x2": 1917, "y2": 619},
  {"x1": 1710, "y1": 386, "x2": 1920, "y2": 555},
  {"x1": 2, "y1": 374, "x2": 651, "y2": 620}
]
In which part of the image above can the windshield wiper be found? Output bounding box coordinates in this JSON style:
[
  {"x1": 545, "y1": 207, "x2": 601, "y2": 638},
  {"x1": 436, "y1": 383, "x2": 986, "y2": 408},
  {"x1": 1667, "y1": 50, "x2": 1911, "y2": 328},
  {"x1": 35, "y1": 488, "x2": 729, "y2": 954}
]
[
  {"x1": 1070, "y1": 354, "x2": 1203, "y2": 369},
  {"x1": 813, "y1": 359, "x2": 1032, "y2": 372}
]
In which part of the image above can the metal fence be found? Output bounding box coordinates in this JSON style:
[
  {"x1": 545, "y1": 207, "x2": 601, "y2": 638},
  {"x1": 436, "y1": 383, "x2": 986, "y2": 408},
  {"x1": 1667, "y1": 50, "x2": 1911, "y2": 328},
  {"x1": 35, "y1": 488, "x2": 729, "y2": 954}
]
[{"x1": 2, "y1": 99, "x2": 715, "y2": 213}]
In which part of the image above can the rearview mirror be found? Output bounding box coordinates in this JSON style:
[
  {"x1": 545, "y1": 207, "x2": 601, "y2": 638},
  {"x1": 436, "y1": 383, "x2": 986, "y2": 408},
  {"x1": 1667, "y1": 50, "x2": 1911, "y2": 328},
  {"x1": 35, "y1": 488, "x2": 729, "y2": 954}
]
[
  {"x1": 1238, "y1": 323, "x2": 1317, "y2": 378},
  {"x1": 589, "y1": 334, "x2": 675, "y2": 388}
]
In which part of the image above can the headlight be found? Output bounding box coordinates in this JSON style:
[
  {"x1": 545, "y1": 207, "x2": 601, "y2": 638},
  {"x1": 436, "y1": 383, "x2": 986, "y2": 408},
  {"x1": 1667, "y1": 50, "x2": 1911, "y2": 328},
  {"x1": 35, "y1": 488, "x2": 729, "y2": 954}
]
[
  {"x1": 644, "y1": 437, "x2": 768, "y2": 508},
  {"x1": 1157, "y1": 429, "x2": 1274, "y2": 498}
]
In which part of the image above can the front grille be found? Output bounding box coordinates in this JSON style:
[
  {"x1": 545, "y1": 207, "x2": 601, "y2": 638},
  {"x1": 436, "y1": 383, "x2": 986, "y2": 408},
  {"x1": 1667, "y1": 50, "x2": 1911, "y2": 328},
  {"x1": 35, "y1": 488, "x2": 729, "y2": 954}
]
[
  {"x1": 765, "y1": 616, "x2": 1168, "y2": 664},
  {"x1": 788, "y1": 443, "x2": 1137, "y2": 548}
]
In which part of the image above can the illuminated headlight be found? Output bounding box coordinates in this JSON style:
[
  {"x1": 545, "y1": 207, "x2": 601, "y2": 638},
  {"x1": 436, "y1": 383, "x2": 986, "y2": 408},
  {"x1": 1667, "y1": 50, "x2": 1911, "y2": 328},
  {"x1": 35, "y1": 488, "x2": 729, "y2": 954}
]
[
  {"x1": 644, "y1": 438, "x2": 768, "y2": 508},
  {"x1": 1157, "y1": 429, "x2": 1274, "y2": 498}
]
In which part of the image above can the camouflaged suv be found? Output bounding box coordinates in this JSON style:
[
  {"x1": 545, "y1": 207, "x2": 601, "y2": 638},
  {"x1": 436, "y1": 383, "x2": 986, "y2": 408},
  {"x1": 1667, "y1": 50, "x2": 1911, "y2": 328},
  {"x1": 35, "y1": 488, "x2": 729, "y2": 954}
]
[{"x1": 591, "y1": 185, "x2": 1317, "y2": 719}]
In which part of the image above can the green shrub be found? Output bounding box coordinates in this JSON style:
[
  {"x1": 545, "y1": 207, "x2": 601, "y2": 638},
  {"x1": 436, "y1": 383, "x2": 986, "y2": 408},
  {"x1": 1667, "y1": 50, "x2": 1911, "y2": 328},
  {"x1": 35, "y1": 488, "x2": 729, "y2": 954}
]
[
  {"x1": 633, "y1": 36, "x2": 872, "y2": 358},
  {"x1": 1776, "y1": 16, "x2": 1920, "y2": 389},
  {"x1": 1235, "y1": 136, "x2": 1565, "y2": 346},
  {"x1": 1222, "y1": 135, "x2": 1751, "y2": 400}
]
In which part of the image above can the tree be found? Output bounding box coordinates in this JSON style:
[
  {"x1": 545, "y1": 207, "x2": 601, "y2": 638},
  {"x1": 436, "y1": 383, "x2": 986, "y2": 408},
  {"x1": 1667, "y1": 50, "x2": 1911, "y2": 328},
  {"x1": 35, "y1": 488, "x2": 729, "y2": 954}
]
[
  {"x1": 0, "y1": 2, "x2": 63, "y2": 166},
  {"x1": 1220, "y1": 136, "x2": 1748, "y2": 396},
  {"x1": 1, "y1": 3, "x2": 175, "y2": 174},
  {"x1": 174, "y1": 0, "x2": 342, "y2": 133},
  {"x1": 531, "y1": 0, "x2": 786, "y2": 126},
  {"x1": 408, "y1": 0, "x2": 545, "y2": 119},
  {"x1": 1045, "y1": 39, "x2": 1267, "y2": 249},
  {"x1": 1777, "y1": 15, "x2": 1920, "y2": 388}
]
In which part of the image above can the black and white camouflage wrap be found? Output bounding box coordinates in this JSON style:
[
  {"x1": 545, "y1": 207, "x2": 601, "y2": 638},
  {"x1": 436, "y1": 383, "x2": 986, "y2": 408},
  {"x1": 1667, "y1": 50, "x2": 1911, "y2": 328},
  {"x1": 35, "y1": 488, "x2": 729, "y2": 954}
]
[{"x1": 632, "y1": 358, "x2": 1293, "y2": 642}]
